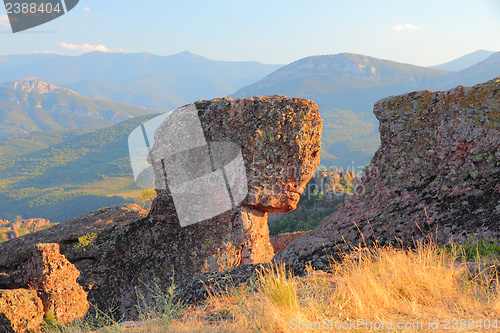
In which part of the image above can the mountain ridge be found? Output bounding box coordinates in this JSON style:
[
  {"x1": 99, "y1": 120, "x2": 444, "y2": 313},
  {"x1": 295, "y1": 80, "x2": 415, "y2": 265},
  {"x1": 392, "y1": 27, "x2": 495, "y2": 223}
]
[
  {"x1": 234, "y1": 53, "x2": 452, "y2": 96},
  {"x1": 0, "y1": 51, "x2": 283, "y2": 111},
  {"x1": 231, "y1": 52, "x2": 456, "y2": 167},
  {"x1": 0, "y1": 79, "x2": 71, "y2": 94},
  {"x1": 0, "y1": 78, "x2": 159, "y2": 139},
  {"x1": 430, "y1": 49, "x2": 496, "y2": 71}
]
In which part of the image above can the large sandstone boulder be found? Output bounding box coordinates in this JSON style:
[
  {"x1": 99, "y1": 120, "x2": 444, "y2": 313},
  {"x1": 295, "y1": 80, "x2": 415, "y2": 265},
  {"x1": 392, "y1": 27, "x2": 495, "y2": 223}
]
[
  {"x1": 0, "y1": 289, "x2": 44, "y2": 333},
  {"x1": 270, "y1": 231, "x2": 309, "y2": 253},
  {"x1": 0, "y1": 96, "x2": 321, "y2": 319},
  {"x1": 147, "y1": 96, "x2": 321, "y2": 267},
  {"x1": 275, "y1": 78, "x2": 500, "y2": 272}
]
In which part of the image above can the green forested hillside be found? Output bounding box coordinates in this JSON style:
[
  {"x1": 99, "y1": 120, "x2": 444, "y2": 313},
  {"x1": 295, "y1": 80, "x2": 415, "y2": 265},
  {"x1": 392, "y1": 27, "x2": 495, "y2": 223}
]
[
  {"x1": 0, "y1": 114, "x2": 159, "y2": 222},
  {"x1": 232, "y1": 53, "x2": 453, "y2": 168},
  {"x1": 0, "y1": 80, "x2": 158, "y2": 139}
]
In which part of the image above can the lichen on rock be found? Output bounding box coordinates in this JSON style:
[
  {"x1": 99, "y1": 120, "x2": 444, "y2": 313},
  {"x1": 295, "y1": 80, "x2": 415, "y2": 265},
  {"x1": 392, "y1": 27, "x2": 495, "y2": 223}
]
[
  {"x1": 0, "y1": 95, "x2": 322, "y2": 320},
  {"x1": 275, "y1": 78, "x2": 500, "y2": 272}
]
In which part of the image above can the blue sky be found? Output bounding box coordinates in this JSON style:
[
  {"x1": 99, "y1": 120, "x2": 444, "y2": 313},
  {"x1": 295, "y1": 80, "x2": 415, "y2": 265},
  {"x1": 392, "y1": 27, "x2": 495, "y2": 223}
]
[{"x1": 0, "y1": 0, "x2": 499, "y2": 66}]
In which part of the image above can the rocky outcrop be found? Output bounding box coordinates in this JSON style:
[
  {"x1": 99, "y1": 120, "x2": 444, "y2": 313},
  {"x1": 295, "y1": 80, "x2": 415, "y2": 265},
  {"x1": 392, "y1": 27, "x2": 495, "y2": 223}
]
[
  {"x1": 275, "y1": 78, "x2": 500, "y2": 272},
  {"x1": 270, "y1": 231, "x2": 309, "y2": 253},
  {"x1": 0, "y1": 243, "x2": 88, "y2": 332},
  {"x1": 0, "y1": 205, "x2": 148, "y2": 287},
  {"x1": 0, "y1": 218, "x2": 51, "y2": 241},
  {"x1": 147, "y1": 96, "x2": 321, "y2": 268},
  {"x1": 10, "y1": 218, "x2": 50, "y2": 232},
  {"x1": 0, "y1": 289, "x2": 44, "y2": 333},
  {"x1": 314, "y1": 168, "x2": 362, "y2": 201},
  {"x1": 0, "y1": 96, "x2": 321, "y2": 319},
  {"x1": 11, "y1": 244, "x2": 89, "y2": 323},
  {"x1": 150, "y1": 96, "x2": 321, "y2": 216}
]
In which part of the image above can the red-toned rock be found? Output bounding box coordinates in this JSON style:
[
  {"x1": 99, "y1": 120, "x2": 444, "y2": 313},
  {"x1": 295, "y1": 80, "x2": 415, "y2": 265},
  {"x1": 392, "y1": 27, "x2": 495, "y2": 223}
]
[
  {"x1": 270, "y1": 231, "x2": 309, "y2": 253},
  {"x1": 275, "y1": 78, "x2": 500, "y2": 272},
  {"x1": 0, "y1": 97, "x2": 321, "y2": 319},
  {"x1": 0, "y1": 289, "x2": 44, "y2": 333},
  {"x1": 12, "y1": 243, "x2": 89, "y2": 323},
  {"x1": 147, "y1": 96, "x2": 321, "y2": 271},
  {"x1": 0, "y1": 218, "x2": 51, "y2": 242},
  {"x1": 11, "y1": 218, "x2": 50, "y2": 232},
  {"x1": 314, "y1": 168, "x2": 362, "y2": 200}
]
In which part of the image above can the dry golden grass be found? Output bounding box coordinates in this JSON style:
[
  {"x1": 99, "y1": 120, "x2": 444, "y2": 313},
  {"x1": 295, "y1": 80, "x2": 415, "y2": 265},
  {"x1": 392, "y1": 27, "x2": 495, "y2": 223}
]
[
  {"x1": 160, "y1": 243, "x2": 500, "y2": 333},
  {"x1": 49, "y1": 242, "x2": 500, "y2": 333}
]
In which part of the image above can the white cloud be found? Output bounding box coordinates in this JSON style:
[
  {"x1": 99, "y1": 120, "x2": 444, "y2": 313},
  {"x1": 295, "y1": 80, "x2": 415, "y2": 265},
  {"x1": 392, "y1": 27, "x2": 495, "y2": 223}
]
[
  {"x1": 0, "y1": 14, "x2": 9, "y2": 27},
  {"x1": 55, "y1": 42, "x2": 125, "y2": 53},
  {"x1": 392, "y1": 23, "x2": 423, "y2": 31},
  {"x1": 84, "y1": 7, "x2": 90, "y2": 11},
  {"x1": 34, "y1": 50, "x2": 59, "y2": 54}
]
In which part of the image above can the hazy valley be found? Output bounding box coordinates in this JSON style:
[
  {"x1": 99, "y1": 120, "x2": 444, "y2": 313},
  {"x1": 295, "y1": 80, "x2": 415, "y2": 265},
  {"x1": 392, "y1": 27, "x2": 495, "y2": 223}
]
[{"x1": 0, "y1": 49, "x2": 499, "y2": 226}]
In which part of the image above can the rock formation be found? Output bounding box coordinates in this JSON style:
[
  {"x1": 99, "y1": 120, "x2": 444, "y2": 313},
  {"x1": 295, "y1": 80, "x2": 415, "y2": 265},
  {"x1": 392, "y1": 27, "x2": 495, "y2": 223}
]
[
  {"x1": 0, "y1": 243, "x2": 87, "y2": 332},
  {"x1": 275, "y1": 78, "x2": 500, "y2": 272},
  {"x1": 11, "y1": 244, "x2": 89, "y2": 323},
  {"x1": 0, "y1": 96, "x2": 321, "y2": 319},
  {"x1": 0, "y1": 289, "x2": 43, "y2": 333},
  {"x1": 270, "y1": 231, "x2": 309, "y2": 253},
  {"x1": 313, "y1": 168, "x2": 362, "y2": 201},
  {"x1": 0, "y1": 218, "x2": 51, "y2": 241}
]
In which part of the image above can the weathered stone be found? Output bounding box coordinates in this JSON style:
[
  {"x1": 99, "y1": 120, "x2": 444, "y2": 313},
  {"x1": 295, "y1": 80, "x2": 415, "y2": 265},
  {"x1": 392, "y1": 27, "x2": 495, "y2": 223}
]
[
  {"x1": 149, "y1": 96, "x2": 321, "y2": 216},
  {"x1": 0, "y1": 289, "x2": 44, "y2": 333},
  {"x1": 0, "y1": 204, "x2": 148, "y2": 290},
  {"x1": 146, "y1": 96, "x2": 320, "y2": 274},
  {"x1": 11, "y1": 243, "x2": 89, "y2": 323},
  {"x1": 0, "y1": 96, "x2": 321, "y2": 319},
  {"x1": 0, "y1": 218, "x2": 51, "y2": 241},
  {"x1": 275, "y1": 78, "x2": 500, "y2": 272},
  {"x1": 270, "y1": 231, "x2": 309, "y2": 253},
  {"x1": 10, "y1": 218, "x2": 50, "y2": 232},
  {"x1": 313, "y1": 168, "x2": 362, "y2": 201},
  {"x1": 179, "y1": 263, "x2": 271, "y2": 305}
]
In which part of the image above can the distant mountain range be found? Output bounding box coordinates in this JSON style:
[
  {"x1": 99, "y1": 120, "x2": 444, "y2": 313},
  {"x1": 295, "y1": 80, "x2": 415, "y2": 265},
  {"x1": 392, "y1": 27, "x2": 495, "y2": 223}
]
[
  {"x1": 232, "y1": 51, "x2": 500, "y2": 167},
  {"x1": 432, "y1": 51, "x2": 500, "y2": 90},
  {"x1": 0, "y1": 79, "x2": 158, "y2": 139},
  {"x1": 430, "y1": 49, "x2": 496, "y2": 71},
  {"x1": 1, "y1": 49, "x2": 499, "y2": 222},
  {"x1": 0, "y1": 51, "x2": 282, "y2": 111}
]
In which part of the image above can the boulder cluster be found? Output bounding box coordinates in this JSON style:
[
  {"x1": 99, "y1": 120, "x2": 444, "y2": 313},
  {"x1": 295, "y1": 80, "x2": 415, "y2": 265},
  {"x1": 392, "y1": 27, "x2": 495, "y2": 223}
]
[
  {"x1": 0, "y1": 96, "x2": 322, "y2": 326},
  {"x1": 1, "y1": 78, "x2": 499, "y2": 330},
  {"x1": 1, "y1": 244, "x2": 88, "y2": 333},
  {"x1": 276, "y1": 78, "x2": 500, "y2": 272}
]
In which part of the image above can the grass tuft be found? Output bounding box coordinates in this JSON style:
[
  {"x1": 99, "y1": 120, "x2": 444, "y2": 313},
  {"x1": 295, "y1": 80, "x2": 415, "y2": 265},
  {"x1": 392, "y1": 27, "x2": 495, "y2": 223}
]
[{"x1": 43, "y1": 240, "x2": 500, "y2": 332}]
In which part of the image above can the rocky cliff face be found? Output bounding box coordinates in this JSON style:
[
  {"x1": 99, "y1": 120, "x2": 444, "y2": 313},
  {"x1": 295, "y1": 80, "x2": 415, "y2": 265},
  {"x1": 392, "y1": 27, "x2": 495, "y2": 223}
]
[
  {"x1": 0, "y1": 96, "x2": 321, "y2": 319},
  {"x1": 0, "y1": 218, "x2": 51, "y2": 241},
  {"x1": 275, "y1": 78, "x2": 500, "y2": 272},
  {"x1": 0, "y1": 79, "x2": 67, "y2": 94},
  {"x1": 314, "y1": 169, "x2": 362, "y2": 201}
]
